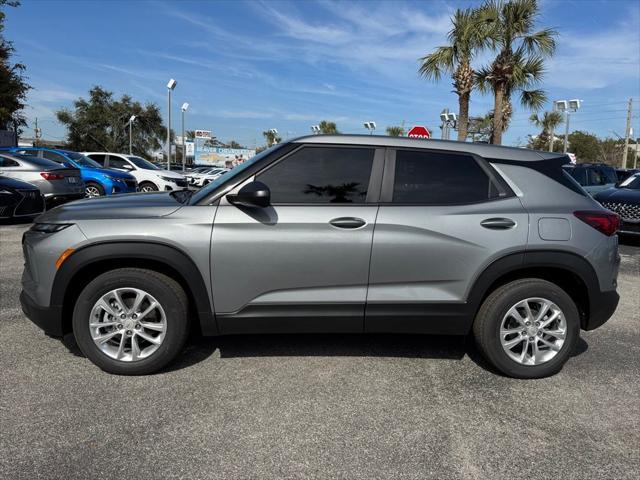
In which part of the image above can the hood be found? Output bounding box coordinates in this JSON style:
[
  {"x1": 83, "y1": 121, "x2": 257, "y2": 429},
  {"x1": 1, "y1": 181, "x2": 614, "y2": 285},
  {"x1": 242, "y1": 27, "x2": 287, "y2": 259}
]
[
  {"x1": 0, "y1": 176, "x2": 39, "y2": 190},
  {"x1": 36, "y1": 192, "x2": 183, "y2": 222},
  {"x1": 595, "y1": 187, "x2": 640, "y2": 203},
  {"x1": 84, "y1": 166, "x2": 136, "y2": 179}
]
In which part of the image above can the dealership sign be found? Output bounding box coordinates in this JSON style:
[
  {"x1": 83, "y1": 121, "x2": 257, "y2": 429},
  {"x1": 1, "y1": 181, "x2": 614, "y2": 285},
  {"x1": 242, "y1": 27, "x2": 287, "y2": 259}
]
[
  {"x1": 407, "y1": 126, "x2": 431, "y2": 138},
  {"x1": 194, "y1": 130, "x2": 211, "y2": 139}
]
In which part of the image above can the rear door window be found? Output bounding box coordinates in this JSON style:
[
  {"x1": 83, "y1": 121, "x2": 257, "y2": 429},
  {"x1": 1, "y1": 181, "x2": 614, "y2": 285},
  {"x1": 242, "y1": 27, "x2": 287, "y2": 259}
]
[
  {"x1": 88, "y1": 154, "x2": 107, "y2": 166},
  {"x1": 0, "y1": 155, "x2": 20, "y2": 167},
  {"x1": 392, "y1": 150, "x2": 498, "y2": 204},
  {"x1": 108, "y1": 156, "x2": 131, "y2": 170},
  {"x1": 41, "y1": 150, "x2": 68, "y2": 165}
]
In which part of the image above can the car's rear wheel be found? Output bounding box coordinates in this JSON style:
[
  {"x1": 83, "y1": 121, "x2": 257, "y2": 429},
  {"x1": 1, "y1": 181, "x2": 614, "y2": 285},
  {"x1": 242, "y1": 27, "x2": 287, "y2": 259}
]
[
  {"x1": 473, "y1": 279, "x2": 579, "y2": 379},
  {"x1": 72, "y1": 268, "x2": 189, "y2": 375},
  {"x1": 85, "y1": 182, "x2": 104, "y2": 198},
  {"x1": 139, "y1": 181, "x2": 158, "y2": 193}
]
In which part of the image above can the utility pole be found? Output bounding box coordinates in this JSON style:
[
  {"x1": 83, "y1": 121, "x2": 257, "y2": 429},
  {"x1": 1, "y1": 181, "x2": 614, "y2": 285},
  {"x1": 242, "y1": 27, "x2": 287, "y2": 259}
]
[
  {"x1": 34, "y1": 118, "x2": 41, "y2": 147},
  {"x1": 622, "y1": 98, "x2": 633, "y2": 169},
  {"x1": 549, "y1": 105, "x2": 555, "y2": 152}
]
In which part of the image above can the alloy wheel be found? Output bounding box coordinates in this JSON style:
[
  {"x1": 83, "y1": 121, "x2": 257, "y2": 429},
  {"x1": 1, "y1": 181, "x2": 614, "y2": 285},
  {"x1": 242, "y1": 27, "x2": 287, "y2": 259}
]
[
  {"x1": 85, "y1": 186, "x2": 101, "y2": 198},
  {"x1": 499, "y1": 297, "x2": 567, "y2": 366},
  {"x1": 141, "y1": 185, "x2": 155, "y2": 192},
  {"x1": 89, "y1": 287, "x2": 167, "y2": 362}
]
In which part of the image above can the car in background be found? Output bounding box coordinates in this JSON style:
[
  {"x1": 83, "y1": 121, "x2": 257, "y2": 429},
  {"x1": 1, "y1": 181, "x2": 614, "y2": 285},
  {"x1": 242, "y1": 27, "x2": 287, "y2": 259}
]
[
  {"x1": 0, "y1": 176, "x2": 45, "y2": 219},
  {"x1": 595, "y1": 172, "x2": 640, "y2": 235},
  {"x1": 615, "y1": 168, "x2": 640, "y2": 183},
  {"x1": 562, "y1": 163, "x2": 617, "y2": 196},
  {"x1": 0, "y1": 152, "x2": 84, "y2": 207},
  {"x1": 187, "y1": 167, "x2": 229, "y2": 187},
  {"x1": 1, "y1": 147, "x2": 138, "y2": 198},
  {"x1": 84, "y1": 152, "x2": 188, "y2": 192}
]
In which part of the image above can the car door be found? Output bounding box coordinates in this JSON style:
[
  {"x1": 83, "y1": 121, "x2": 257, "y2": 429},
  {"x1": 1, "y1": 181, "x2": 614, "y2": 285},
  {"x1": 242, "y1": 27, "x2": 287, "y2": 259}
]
[
  {"x1": 365, "y1": 148, "x2": 528, "y2": 334},
  {"x1": 211, "y1": 144, "x2": 383, "y2": 334}
]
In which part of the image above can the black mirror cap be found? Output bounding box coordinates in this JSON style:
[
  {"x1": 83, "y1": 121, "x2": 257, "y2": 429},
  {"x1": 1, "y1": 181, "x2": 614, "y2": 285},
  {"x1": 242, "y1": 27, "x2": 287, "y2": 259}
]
[{"x1": 227, "y1": 180, "x2": 270, "y2": 208}]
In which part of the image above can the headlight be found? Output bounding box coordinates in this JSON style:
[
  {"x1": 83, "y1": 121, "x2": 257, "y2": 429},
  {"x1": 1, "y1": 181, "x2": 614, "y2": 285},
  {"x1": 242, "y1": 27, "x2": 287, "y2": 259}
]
[
  {"x1": 105, "y1": 175, "x2": 125, "y2": 182},
  {"x1": 160, "y1": 176, "x2": 177, "y2": 183},
  {"x1": 29, "y1": 223, "x2": 73, "y2": 234}
]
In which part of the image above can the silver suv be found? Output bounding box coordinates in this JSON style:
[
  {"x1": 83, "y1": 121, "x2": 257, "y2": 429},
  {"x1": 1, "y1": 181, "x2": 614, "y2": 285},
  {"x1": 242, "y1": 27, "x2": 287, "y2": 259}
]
[{"x1": 20, "y1": 136, "x2": 620, "y2": 378}]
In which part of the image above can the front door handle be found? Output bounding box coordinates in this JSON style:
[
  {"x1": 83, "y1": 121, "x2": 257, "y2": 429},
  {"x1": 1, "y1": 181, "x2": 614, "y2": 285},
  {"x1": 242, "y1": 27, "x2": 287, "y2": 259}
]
[
  {"x1": 329, "y1": 217, "x2": 366, "y2": 229},
  {"x1": 480, "y1": 218, "x2": 516, "y2": 230}
]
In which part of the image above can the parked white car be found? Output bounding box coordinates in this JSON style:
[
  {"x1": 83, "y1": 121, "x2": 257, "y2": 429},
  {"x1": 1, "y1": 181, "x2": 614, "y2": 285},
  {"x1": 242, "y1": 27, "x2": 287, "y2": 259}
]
[
  {"x1": 187, "y1": 167, "x2": 229, "y2": 187},
  {"x1": 84, "y1": 153, "x2": 188, "y2": 192}
]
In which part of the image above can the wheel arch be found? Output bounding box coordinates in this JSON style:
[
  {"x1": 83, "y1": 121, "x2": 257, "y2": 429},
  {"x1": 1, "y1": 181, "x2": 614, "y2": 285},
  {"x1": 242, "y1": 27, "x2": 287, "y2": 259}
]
[
  {"x1": 53, "y1": 241, "x2": 217, "y2": 336},
  {"x1": 467, "y1": 250, "x2": 600, "y2": 330}
]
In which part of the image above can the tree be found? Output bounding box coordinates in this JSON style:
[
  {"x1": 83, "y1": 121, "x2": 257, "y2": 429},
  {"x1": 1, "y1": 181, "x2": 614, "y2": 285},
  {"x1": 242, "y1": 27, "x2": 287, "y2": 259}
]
[
  {"x1": 466, "y1": 113, "x2": 494, "y2": 142},
  {"x1": 475, "y1": 0, "x2": 557, "y2": 145},
  {"x1": 56, "y1": 86, "x2": 166, "y2": 154},
  {"x1": 185, "y1": 130, "x2": 195, "y2": 140},
  {"x1": 566, "y1": 131, "x2": 599, "y2": 162},
  {"x1": 529, "y1": 110, "x2": 563, "y2": 150},
  {"x1": 419, "y1": 7, "x2": 489, "y2": 141},
  {"x1": 0, "y1": 1, "x2": 30, "y2": 133},
  {"x1": 262, "y1": 129, "x2": 281, "y2": 147},
  {"x1": 386, "y1": 126, "x2": 405, "y2": 136},
  {"x1": 318, "y1": 120, "x2": 338, "y2": 134},
  {"x1": 226, "y1": 140, "x2": 244, "y2": 149}
]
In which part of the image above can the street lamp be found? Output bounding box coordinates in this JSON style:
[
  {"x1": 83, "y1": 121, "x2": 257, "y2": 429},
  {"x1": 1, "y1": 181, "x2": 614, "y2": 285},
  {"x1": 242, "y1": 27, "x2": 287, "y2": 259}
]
[
  {"x1": 166, "y1": 78, "x2": 177, "y2": 170},
  {"x1": 126, "y1": 115, "x2": 136, "y2": 155},
  {"x1": 181, "y1": 102, "x2": 189, "y2": 171},
  {"x1": 310, "y1": 125, "x2": 321, "y2": 134},
  {"x1": 364, "y1": 121, "x2": 376, "y2": 135},
  {"x1": 439, "y1": 109, "x2": 457, "y2": 140},
  {"x1": 554, "y1": 99, "x2": 581, "y2": 154}
]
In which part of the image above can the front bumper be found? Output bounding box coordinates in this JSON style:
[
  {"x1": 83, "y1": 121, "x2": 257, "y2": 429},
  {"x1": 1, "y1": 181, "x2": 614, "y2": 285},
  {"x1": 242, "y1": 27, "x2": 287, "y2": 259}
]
[{"x1": 20, "y1": 290, "x2": 64, "y2": 337}]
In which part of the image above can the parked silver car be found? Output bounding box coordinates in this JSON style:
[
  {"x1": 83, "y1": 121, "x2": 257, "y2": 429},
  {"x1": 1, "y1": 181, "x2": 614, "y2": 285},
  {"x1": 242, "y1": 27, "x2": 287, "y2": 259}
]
[
  {"x1": 20, "y1": 135, "x2": 620, "y2": 378},
  {"x1": 0, "y1": 153, "x2": 84, "y2": 207}
]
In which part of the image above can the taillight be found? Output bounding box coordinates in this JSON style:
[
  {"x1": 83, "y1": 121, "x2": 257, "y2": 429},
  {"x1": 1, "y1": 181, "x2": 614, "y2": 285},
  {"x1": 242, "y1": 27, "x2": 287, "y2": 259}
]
[
  {"x1": 574, "y1": 210, "x2": 620, "y2": 236},
  {"x1": 40, "y1": 172, "x2": 65, "y2": 181}
]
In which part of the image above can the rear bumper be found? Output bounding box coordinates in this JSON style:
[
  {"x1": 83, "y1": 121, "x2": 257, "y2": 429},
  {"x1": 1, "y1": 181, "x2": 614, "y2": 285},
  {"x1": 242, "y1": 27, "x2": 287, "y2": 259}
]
[
  {"x1": 585, "y1": 290, "x2": 619, "y2": 331},
  {"x1": 20, "y1": 290, "x2": 64, "y2": 337}
]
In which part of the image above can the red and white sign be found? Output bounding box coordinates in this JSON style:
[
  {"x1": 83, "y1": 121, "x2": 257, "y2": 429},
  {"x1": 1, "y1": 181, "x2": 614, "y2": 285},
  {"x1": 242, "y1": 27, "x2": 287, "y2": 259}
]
[
  {"x1": 407, "y1": 126, "x2": 430, "y2": 138},
  {"x1": 195, "y1": 130, "x2": 212, "y2": 139}
]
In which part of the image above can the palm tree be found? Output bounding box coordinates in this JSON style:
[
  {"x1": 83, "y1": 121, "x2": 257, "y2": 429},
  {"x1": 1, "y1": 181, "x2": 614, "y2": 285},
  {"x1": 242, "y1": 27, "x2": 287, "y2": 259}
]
[
  {"x1": 262, "y1": 130, "x2": 281, "y2": 147},
  {"x1": 529, "y1": 110, "x2": 563, "y2": 151},
  {"x1": 386, "y1": 126, "x2": 404, "y2": 136},
  {"x1": 475, "y1": 0, "x2": 557, "y2": 145},
  {"x1": 419, "y1": 7, "x2": 489, "y2": 141},
  {"x1": 318, "y1": 120, "x2": 338, "y2": 134}
]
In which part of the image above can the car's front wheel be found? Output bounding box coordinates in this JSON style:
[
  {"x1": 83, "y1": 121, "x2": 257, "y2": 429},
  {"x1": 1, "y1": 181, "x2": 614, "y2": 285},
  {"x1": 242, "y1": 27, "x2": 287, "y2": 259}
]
[
  {"x1": 85, "y1": 182, "x2": 104, "y2": 198},
  {"x1": 139, "y1": 181, "x2": 158, "y2": 193},
  {"x1": 473, "y1": 279, "x2": 579, "y2": 379},
  {"x1": 72, "y1": 268, "x2": 189, "y2": 375}
]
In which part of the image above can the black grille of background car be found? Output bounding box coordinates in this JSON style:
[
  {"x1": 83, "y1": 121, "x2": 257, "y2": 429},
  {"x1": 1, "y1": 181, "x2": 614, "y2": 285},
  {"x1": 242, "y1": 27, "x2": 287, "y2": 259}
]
[
  {"x1": 124, "y1": 180, "x2": 137, "y2": 189},
  {"x1": 0, "y1": 205, "x2": 12, "y2": 217},
  {"x1": 175, "y1": 179, "x2": 187, "y2": 187},
  {"x1": 601, "y1": 201, "x2": 640, "y2": 222},
  {"x1": 14, "y1": 189, "x2": 45, "y2": 216}
]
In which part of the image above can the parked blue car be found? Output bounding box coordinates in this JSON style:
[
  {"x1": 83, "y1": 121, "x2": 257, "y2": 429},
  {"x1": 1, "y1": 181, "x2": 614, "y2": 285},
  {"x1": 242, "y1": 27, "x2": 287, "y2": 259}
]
[{"x1": 0, "y1": 147, "x2": 138, "y2": 197}]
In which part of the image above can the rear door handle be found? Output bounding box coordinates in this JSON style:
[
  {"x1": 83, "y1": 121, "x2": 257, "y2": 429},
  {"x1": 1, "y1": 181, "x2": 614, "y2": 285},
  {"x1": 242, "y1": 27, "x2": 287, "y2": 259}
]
[
  {"x1": 480, "y1": 218, "x2": 516, "y2": 230},
  {"x1": 329, "y1": 217, "x2": 366, "y2": 229}
]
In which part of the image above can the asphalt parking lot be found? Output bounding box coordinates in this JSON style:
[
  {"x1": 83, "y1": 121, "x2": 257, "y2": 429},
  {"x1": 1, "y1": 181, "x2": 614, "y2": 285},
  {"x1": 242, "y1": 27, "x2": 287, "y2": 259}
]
[{"x1": 1, "y1": 221, "x2": 639, "y2": 480}]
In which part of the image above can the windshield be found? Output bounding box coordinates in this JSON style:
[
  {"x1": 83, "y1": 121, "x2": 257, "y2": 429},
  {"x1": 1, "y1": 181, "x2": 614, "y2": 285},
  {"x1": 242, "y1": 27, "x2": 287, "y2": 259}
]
[
  {"x1": 65, "y1": 151, "x2": 102, "y2": 168},
  {"x1": 190, "y1": 145, "x2": 281, "y2": 204},
  {"x1": 128, "y1": 156, "x2": 159, "y2": 170},
  {"x1": 620, "y1": 174, "x2": 640, "y2": 189}
]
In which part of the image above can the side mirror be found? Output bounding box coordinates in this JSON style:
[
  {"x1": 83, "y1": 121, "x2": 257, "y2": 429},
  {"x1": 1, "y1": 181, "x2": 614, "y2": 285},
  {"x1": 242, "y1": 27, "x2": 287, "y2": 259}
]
[{"x1": 227, "y1": 181, "x2": 270, "y2": 208}]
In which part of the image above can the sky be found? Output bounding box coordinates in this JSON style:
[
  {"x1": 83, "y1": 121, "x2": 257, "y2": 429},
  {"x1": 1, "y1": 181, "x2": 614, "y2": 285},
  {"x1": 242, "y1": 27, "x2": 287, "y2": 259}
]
[{"x1": 4, "y1": 0, "x2": 640, "y2": 148}]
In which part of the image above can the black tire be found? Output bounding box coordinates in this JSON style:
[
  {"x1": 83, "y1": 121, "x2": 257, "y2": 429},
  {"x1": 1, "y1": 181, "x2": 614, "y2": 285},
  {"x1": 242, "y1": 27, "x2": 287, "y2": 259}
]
[
  {"x1": 72, "y1": 268, "x2": 189, "y2": 375},
  {"x1": 473, "y1": 278, "x2": 580, "y2": 379},
  {"x1": 139, "y1": 181, "x2": 158, "y2": 192},
  {"x1": 84, "y1": 181, "x2": 105, "y2": 197}
]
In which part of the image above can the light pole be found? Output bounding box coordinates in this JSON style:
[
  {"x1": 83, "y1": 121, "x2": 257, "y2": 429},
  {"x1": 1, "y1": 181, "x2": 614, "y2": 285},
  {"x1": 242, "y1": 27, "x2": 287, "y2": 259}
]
[
  {"x1": 554, "y1": 99, "x2": 581, "y2": 154},
  {"x1": 166, "y1": 79, "x2": 177, "y2": 170},
  {"x1": 364, "y1": 121, "x2": 376, "y2": 135},
  {"x1": 181, "y1": 102, "x2": 189, "y2": 171},
  {"x1": 126, "y1": 115, "x2": 136, "y2": 155},
  {"x1": 440, "y1": 109, "x2": 457, "y2": 140}
]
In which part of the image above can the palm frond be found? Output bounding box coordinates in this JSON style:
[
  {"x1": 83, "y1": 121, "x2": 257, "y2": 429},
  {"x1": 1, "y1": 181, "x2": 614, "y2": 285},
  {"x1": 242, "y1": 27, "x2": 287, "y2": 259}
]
[
  {"x1": 419, "y1": 46, "x2": 455, "y2": 81},
  {"x1": 520, "y1": 88, "x2": 547, "y2": 110},
  {"x1": 521, "y1": 28, "x2": 558, "y2": 56},
  {"x1": 474, "y1": 66, "x2": 495, "y2": 93}
]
